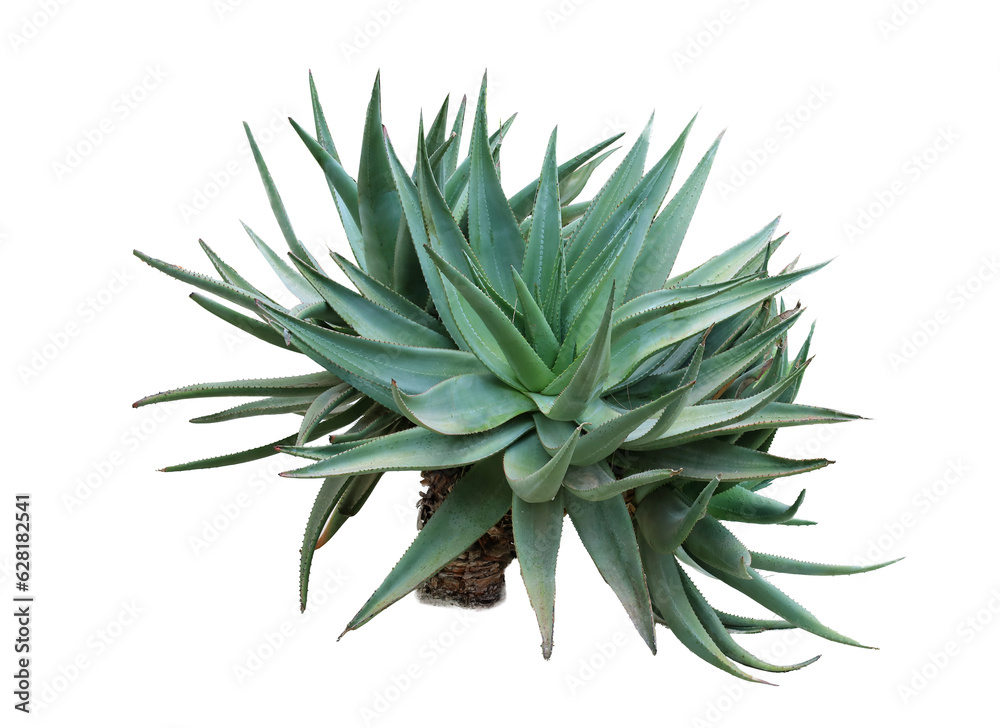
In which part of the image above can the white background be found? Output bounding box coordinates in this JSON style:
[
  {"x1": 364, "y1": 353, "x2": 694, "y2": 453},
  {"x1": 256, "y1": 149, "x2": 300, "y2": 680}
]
[{"x1": 3, "y1": 0, "x2": 998, "y2": 725}]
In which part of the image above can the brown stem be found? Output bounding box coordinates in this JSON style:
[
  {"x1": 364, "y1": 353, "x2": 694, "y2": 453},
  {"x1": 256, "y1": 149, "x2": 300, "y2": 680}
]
[{"x1": 415, "y1": 467, "x2": 515, "y2": 608}]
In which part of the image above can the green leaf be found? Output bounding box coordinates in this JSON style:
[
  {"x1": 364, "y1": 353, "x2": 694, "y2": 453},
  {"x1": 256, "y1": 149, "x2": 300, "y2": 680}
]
[
  {"x1": 533, "y1": 415, "x2": 577, "y2": 455},
  {"x1": 690, "y1": 556, "x2": 872, "y2": 648},
  {"x1": 624, "y1": 132, "x2": 721, "y2": 299},
  {"x1": 315, "y1": 471, "x2": 384, "y2": 549},
  {"x1": 423, "y1": 96, "x2": 451, "y2": 178},
  {"x1": 244, "y1": 123, "x2": 320, "y2": 269},
  {"x1": 383, "y1": 126, "x2": 471, "y2": 348},
  {"x1": 242, "y1": 223, "x2": 324, "y2": 304},
  {"x1": 676, "y1": 565, "x2": 820, "y2": 673},
  {"x1": 545, "y1": 287, "x2": 614, "y2": 421},
  {"x1": 705, "y1": 304, "x2": 763, "y2": 357},
  {"x1": 564, "y1": 491, "x2": 656, "y2": 653},
  {"x1": 300, "y1": 475, "x2": 352, "y2": 610},
  {"x1": 427, "y1": 247, "x2": 555, "y2": 392},
  {"x1": 512, "y1": 269, "x2": 560, "y2": 367},
  {"x1": 715, "y1": 610, "x2": 794, "y2": 633},
  {"x1": 467, "y1": 73, "x2": 524, "y2": 301},
  {"x1": 628, "y1": 362, "x2": 810, "y2": 449},
  {"x1": 289, "y1": 117, "x2": 365, "y2": 267},
  {"x1": 748, "y1": 552, "x2": 902, "y2": 576},
  {"x1": 188, "y1": 293, "x2": 292, "y2": 351},
  {"x1": 134, "y1": 249, "x2": 267, "y2": 313},
  {"x1": 564, "y1": 114, "x2": 653, "y2": 268},
  {"x1": 507, "y1": 132, "x2": 624, "y2": 220},
  {"x1": 281, "y1": 439, "x2": 378, "y2": 461},
  {"x1": 689, "y1": 311, "x2": 804, "y2": 402},
  {"x1": 636, "y1": 478, "x2": 718, "y2": 553},
  {"x1": 558, "y1": 149, "x2": 616, "y2": 206},
  {"x1": 392, "y1": 373, "x2": 536, "y2": 435},
  {"x1": 133, "y1": 371, "x2": 341, "y2": 407},
  {"x1": 572, "y1": 386, "x2": 692, "y2": 466},
  {"x1": 625, "y1": 439, "x2": 831, "y2": 483},
  {"x1": 288, "y1": 254, "x2": 452, "y2": 348},
  {"x1": 197, "y1": 239, "x2": 272, "y2": 302},
  {"x1": 683, "y1": 514, "x2": 752, "y2": 579},
  {"x1": 258, "y1": 303, "x2": 486, "y2": 412},
  {"x1": 296, "y1": 384, "x2": 358, "y2": 446},
  {"x1": 608, "y1": 263, "x2": 827, "y2": 388},
  {"x1": 674, "y1": 216, "x2": 782, "y2": 288},
  {"x1": 708, "y1": 486, "x2": 808, "y2": 525},
  {"x1": 611, "y1": 115, "x2": 698, "y2": 303},
  {"x1": 678, "y1": 402, "x2": 861, "y2": 445},
  {"x1": 640, "y1": 541, "x2": 766, "y2": 683},
  {"x1": 282, "y1": 418, "x2": 532, "y2": 478},
  {"x1": 190, "y1": 395, "x2": 315, "y2": 424},
  {"x1": 613, "y1": 281, "x2": 751, "y2": 346},
  {"x1": 522, "y1": 127, "x2": 562, "y2": 314},
  {"x1": 282, "y1": 408, "x2": 398, "y2": 459},
  {"x1": 392, "y1": 118, "x2": 433, "y2": 305},
  {"x1": 627, "y1": 340, "x2": 703, "y2": 444},
  {"x1": 342, "y1": 456, "x2": 513, "y2": 633},
  {"x1": 781, "y1": 321, "x2": 815, "y2": 404},
  {"x1": 443, "y1": 94, "x2": 467, "y2": 178},
  {"x1": 503, "y1": 429, "x2": 581, "y2": 503},
  {"x1": 558, "y1": 213, "x2": 636, "y2": 354},
  {"x1": 562, "y1": 462, "x2": 679, "y2": 501},
  {"x1": 330, "y1": 252, "x2": 447, "y2": 335},
  {"x1": 512, "y1": 491, "x2": 564, "y2": 659},
  {"x1": 308, "y1": 71, "x2": 340, "y2": 161},
  {"x1": 159, "y1": 408, "x2": 358, "y2": 472},
  {"x1": 444, "y1": 115, "x2": 515, "y2": 218},
  {"x1": 161, "y1": 435, "x2": 295, "y2": 472},
  {"x1": 357, "y1": 72, "x2": 403, "y2": 286},
  {"x1": 425, "y1": 132, "x2": 457, "y2": 183}
]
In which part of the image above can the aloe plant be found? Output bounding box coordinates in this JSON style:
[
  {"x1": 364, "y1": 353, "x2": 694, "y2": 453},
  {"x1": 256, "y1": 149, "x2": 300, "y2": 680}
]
[{"x1": 134, "y1": 71, "x2": 896, "y2": 681}]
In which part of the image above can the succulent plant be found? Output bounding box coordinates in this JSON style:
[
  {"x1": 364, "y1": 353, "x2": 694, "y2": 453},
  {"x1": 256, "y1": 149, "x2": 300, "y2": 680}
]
[{"x1": 134, "y1": 71, "x2": 896, "y2": 682}]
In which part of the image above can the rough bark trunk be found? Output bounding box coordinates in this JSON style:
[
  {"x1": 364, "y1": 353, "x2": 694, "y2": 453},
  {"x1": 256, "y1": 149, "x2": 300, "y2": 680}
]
[{"x1": 415, "y1": 467, "x2": 516, "y2": 608}]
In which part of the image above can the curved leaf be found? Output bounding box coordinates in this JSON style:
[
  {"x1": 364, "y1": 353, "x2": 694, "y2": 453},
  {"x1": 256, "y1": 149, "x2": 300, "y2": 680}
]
[
  {"x1": 691, "y1": 555, "x2": 872, "y2": 649},
  {"x1": 467, "y1": 73, "x2": 524, "y2": 301},
  {"x1": 190, "y1": 395, "x2": 315, "y2": 424},
  {"x1": 683, "y1": 514, "x2": 753, "y2": 579},
  {"x1": 677, "y1": 565, "x2": 820, "y2": 673},
  {"x1": 330, "y1": 253, "x2": 444, "y2": 334},
  {"x1": 562, "y1": 462, "x2": 679, "y2": 501},
  {"x1": 625, "y1": 133, "x2": 721, "y2": 299},
  {"x1": 188, "y1": 293, "x2": 293, "y2": 351},
  {"x1": 393, "y1": 373, "x2": 536, "y2": 435},
  {"x1": 282, "y1": 418, "x2": 532, "y2": 478},
  {"x1": 289, "y1": 254, "x2": 451, "y2": 348},
  {"x1": 748, "y1": 552, "x2": 902, "y2": 576},
  {"x1": 133, "y1": 371, "x2": 341, "y2": 408},
  {"x1": 258, "y1": 302, "x2": 486, "y2": 411},
  {"x1": 626, "y1": 439, "x2": 831, "y2": 483},
  {"x1": 297, "y1": 384, "x2": 358, "y2": 445},
  {"x1": 708, "y1": 486, "x2": 808, "y2": 525},
  {"x1": 521, "y1": 127, "x2": 562, "y2": 313},
  {"x1": 512, "y1": 491, "x2": 565, "y2": 659},
  {"x1": 546, "y1": 287, "x2": 614, "y2": 421},
  {"x1": 428, "y1": 246, "x2": 554, "y2": 391},
  {"x1": 357, "y1": 73, "x2": 402, "y2": 286},
  {"x1": 300, "y1": 476, "x2": 351, "y2": 610},
  {"x1": 636, "y1": 478, "x2": 718, "y2": 553},
  {"x1": 504, "y1": 429, "x2": 581, "y2": 503},
  {"x1": 508, "y1": 132, "x2": 624, "y2": 220},
  {"x1": 564, "y1": 491, "x2": 656, "y2": 653},
  {"x1": 244, "y1": 123, "x2": 320, "y2": 269},
  {"x1": 640, "y1": 538, "x2": 765, "y2": 683},
  {"x1": 342, "y1": 456, "x2": 513, "y2": 633}
]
